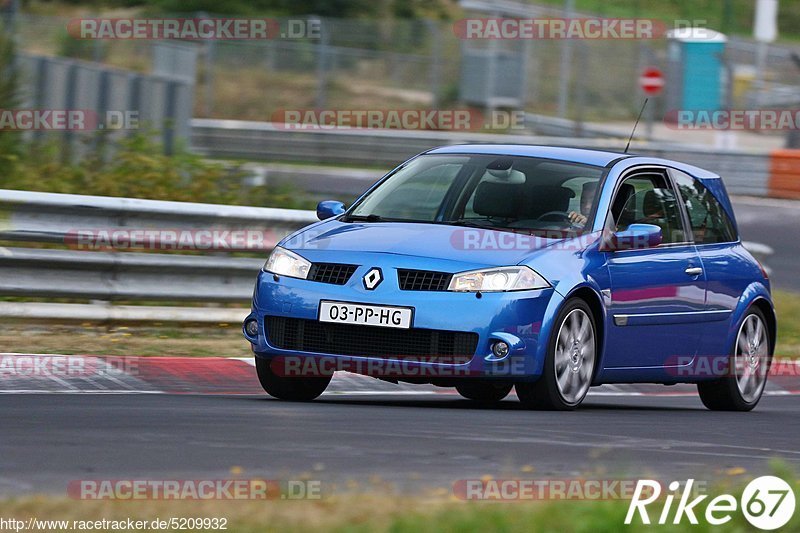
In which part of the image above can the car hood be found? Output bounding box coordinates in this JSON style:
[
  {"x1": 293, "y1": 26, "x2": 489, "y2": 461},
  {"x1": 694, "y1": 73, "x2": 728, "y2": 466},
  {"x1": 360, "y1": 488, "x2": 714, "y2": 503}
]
[{"x1": 284, "y1": 220, "x2": 594, "y2": 269}]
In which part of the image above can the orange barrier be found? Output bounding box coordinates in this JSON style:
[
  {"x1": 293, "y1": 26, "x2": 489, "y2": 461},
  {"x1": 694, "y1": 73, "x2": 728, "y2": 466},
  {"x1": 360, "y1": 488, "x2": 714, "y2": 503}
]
[{"x1": 769, "y1": 150, "x2": 800, "y2": 199}]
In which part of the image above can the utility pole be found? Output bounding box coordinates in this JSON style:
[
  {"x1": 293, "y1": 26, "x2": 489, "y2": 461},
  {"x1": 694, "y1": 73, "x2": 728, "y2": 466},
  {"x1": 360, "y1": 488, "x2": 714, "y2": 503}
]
[
  {"x1": 557, "y1": 0, "x2": 575, "y2": 118},
  {"x1": 752, "y1": 0, "x2": 778, "y2": 108}
]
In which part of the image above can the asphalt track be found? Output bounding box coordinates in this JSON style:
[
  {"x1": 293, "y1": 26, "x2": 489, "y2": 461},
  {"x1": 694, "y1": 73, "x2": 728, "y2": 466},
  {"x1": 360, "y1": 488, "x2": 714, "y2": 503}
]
[
  {"x1": 1, "y1": 379, "x2": 799, "y2": 496},
  {"x1": 732, "y1": 196, "x2": 800, "y2": 292}
]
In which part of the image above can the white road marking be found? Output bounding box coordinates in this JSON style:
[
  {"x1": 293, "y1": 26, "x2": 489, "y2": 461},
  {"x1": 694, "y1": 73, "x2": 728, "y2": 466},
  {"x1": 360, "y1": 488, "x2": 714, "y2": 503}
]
[
  {"x1": 0, "y1": 390, "x2": 164, "y2": 394},
  {"x1": 323, "y1": 390, "x2": 439, "y2": 396},
  {"x1": 0, "y1": 389, "x2": 796, "y2": 397},
  {"x1": 733, "y1": 196, "x2": 800, "y2": 209}
]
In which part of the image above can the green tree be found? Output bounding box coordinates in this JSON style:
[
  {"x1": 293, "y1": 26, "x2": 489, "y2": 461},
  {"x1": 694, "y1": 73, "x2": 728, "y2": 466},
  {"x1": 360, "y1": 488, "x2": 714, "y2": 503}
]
[{"x1": 60, "y1": 0, "x2": 457, "y2": 19}]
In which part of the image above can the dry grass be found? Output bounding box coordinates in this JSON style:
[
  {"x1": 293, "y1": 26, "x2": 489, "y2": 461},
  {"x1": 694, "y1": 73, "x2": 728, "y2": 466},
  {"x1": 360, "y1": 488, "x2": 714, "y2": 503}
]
[
  {"x1": 775, "y1": 290, "x2": 800, "y2": 357},
  {"x1": 0, "y1": 474, "x2": 798, "y2": 533},
  {"x1": 0, "y1": 492, "x2": 455, "y2": 533},
  {"x1": 0, "y1": 322, "x2": 250, "y2": 357},
  {"x1": 200, "y1": 65, "x2": 437, "y2": 121}
]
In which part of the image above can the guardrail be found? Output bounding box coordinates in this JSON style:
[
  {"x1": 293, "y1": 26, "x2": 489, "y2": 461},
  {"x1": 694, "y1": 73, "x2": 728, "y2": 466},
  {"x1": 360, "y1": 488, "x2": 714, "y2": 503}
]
[
  {"x1": 191, "y1": 119, "x2": 773, "y2": 197},
  {"x1": 0, "y1": 190, "x2": 317, "y2": 321},
  {"x1": 0, "y1": 189, "x2": 316, "y2": 246}
]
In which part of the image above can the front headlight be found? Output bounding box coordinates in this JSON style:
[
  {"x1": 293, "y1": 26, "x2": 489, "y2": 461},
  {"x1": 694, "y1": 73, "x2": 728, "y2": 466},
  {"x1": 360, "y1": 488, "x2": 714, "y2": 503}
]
[
  {"x1": 263, "y1": 247, "x2": 311, "y2": 279},
  {"x1": 448, "y1": 266, "x2": 550, "y2": 292}
]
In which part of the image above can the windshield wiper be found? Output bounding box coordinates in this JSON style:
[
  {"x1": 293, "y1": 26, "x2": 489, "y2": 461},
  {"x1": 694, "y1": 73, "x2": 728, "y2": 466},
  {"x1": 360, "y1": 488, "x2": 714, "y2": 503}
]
[
  {"x1": 343, "y1": 213, "x2": 383, "y2": 222},
  {"x1": 445, "y1": 219, "x2": 539, "y2": 235},
  {"x1": 446, "y1": 219, "x2": 494, "y2": 228}
]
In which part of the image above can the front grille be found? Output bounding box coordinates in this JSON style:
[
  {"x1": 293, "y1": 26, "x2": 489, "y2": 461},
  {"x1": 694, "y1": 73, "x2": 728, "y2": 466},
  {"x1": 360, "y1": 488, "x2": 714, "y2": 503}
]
[
  {"x1": 307, "y1": 263, "x2": 358, "y2": 285},
  {"x1": 397, "y1": 269, "x2": 452, "y2": 291},
  {"x1": 265, "y1": 316, "x2": 478, "y2": 360}
]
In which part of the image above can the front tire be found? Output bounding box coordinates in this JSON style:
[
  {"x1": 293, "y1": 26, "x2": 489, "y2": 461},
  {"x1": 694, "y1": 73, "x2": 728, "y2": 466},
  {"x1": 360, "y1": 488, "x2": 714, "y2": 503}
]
[
  {"x1": 455, "y1": 381, "x2": 513, "y2": 403},
  {"x1": 255, "y1": 357, "x2": 331, "y2": 401},
  {"x1": 697, "y1": 307, "x2": 772, "y2": 411},
  {"x1": 516, "y1": 298, "x2": 597, "y2": 410}
]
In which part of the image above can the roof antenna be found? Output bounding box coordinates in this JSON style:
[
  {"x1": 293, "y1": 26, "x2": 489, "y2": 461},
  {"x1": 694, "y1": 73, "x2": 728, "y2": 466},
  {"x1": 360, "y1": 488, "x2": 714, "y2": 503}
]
[{"x1": 624, "y1": 98, "x2": 649, "y2": 154}]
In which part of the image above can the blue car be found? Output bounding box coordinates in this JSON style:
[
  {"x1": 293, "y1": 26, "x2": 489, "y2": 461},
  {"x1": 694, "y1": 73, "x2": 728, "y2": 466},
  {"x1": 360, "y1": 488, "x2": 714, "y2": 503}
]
[{"x1": 243, "y1": 145, "x2": 776, "y2": 411}]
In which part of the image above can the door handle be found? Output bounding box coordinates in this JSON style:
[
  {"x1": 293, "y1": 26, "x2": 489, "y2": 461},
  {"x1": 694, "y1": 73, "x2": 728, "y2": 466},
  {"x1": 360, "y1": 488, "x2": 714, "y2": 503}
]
[{"x1": 684, "y1": 267, "x2": 703, "y2": 276}]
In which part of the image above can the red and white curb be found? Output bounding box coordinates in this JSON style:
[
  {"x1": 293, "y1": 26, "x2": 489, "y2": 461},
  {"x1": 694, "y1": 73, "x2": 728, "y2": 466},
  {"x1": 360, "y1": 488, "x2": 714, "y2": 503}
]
[{"x1": 0, "y1": 353, "x2": 798, "y2": 397}]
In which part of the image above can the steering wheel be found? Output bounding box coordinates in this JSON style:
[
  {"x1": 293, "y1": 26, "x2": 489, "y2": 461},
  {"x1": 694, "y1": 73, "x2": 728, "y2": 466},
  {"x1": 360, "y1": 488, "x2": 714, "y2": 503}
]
[{"x1": 536, "y1": 210, "x2": 573, "y2": 222}]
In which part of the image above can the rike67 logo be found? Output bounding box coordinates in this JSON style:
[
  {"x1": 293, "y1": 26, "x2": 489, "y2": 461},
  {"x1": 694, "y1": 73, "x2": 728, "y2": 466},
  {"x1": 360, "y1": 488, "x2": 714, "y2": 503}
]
[{"x1": 626, "y1": 477, "x2": 795, "y2": 530}]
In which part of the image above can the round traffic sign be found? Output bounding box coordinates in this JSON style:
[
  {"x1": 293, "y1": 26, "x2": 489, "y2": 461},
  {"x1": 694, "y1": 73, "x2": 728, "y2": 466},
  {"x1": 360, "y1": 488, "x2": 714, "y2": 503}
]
[{"x1": 639, "y1": 67, "x2": 665, "y2": 96}]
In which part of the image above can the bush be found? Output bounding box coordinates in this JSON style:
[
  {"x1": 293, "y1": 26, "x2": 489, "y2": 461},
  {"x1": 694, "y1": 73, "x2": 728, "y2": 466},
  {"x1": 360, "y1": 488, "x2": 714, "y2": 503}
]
[
  {"x1": 0, "y1": 132, "x2": 315, "y2": 209},
  {"x1": 40, "y1": 0, "x2": 458, "y2": 19},
  {"x1": 57, "y1": 27, "x2": 109, "y2": 62}
]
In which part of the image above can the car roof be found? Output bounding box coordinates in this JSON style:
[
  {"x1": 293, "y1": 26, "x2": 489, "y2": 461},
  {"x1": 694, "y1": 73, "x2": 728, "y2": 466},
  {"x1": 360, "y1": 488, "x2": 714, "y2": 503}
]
[{"x1": 424, "y1": 144, "x2": 630, "y2": 168}]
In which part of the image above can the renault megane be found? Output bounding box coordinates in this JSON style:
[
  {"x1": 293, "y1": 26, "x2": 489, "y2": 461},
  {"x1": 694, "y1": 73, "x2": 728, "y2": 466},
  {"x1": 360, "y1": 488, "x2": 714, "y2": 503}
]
[{"x1": 243, "y1": 145, "x2": 775, "y2": 411}]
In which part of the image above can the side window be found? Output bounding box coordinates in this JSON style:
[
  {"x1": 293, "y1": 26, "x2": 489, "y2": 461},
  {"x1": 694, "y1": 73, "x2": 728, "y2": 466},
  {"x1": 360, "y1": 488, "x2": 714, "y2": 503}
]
[
  {"x1": 609, "y1": 172, "x2": 687, "y2": 244},
  {"x1": 562, "y1": 177, "x2": 601, "y2": 216},
  {"x1": 672, "y1": 171, "x2": 737, "y2": 244}
]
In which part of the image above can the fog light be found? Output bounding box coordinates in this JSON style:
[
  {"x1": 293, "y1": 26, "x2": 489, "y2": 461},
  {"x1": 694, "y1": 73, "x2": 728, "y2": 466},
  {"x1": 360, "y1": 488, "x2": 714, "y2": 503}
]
[
  {"x1": 491, "y1": 341, "x2": 510, "y2": 359},
  {"x1": 244, "y1": 319, "x2": 259, "y2": 337}
]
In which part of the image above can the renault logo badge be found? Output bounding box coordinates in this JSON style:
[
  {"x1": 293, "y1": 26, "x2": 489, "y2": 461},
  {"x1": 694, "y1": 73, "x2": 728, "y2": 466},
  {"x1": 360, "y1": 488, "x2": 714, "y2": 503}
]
[{"x1": 363, "y1": 268, "x2": 383, "y2": 290}]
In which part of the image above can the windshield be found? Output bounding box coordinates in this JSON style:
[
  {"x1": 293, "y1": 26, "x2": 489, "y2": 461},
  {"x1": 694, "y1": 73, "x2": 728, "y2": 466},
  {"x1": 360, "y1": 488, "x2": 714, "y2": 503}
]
[{"x1": 347, "y1": 154, "x2": 606, "y2": 232}]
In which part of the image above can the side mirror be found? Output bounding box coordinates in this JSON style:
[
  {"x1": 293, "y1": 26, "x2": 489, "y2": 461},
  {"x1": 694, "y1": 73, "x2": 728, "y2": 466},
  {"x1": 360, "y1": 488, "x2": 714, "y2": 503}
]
[
  {"x1": 604, "y1": 223, "x2": 663, "y2": 251},
  {"x1": 316, "y1": 200, "x2": 346, "y2": 221}
]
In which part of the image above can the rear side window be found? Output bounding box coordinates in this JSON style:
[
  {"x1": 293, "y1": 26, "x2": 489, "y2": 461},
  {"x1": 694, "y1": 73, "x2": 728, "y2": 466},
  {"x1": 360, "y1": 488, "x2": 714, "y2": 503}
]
[{"x1": 672, "y1": 171, "x2": 737, "y2": 244}]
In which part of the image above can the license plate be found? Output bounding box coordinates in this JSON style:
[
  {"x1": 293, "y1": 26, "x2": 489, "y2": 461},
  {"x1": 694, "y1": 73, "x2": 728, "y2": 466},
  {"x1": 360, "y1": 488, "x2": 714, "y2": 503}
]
[{"x1": 318, "y1": 301, "x2": 413, "y2": 329}]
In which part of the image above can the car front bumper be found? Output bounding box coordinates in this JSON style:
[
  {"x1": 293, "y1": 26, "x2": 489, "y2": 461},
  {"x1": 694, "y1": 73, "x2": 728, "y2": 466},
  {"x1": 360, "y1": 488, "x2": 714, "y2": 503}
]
[{"x1": 244, "y1": 268, "x2": 561, "y2": 381}]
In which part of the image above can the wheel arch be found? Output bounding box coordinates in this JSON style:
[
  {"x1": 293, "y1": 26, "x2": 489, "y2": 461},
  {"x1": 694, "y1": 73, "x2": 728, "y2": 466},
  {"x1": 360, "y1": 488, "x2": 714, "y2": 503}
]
[
  {"x1": 561, "y1": 285, "x2": 606, "y2": 383},
  {"x1": 749, "y1": 297, "x2": 777, "y2": 354},
  {"x1": 728, "y1": 282, "x2": 776, "y2": 356}
]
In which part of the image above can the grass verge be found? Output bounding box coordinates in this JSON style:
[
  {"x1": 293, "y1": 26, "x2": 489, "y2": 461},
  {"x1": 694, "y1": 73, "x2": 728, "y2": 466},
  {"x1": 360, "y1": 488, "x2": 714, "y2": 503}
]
[
  {"x1": 0, "y1": 472, "x2": 798, "y2": 533},
  {"x1": 775, "y1": 290, "x2": 800, "y2": 357},
  {"x1": 0, "y1": 322, "x2": 251, "y2": 358}
]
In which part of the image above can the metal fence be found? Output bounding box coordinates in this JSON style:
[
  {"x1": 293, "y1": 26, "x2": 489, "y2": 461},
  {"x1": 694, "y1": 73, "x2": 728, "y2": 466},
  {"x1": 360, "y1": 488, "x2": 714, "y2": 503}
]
[
  {"x1": 15, "y1": 50, "x2": 195, "y2": 156},
  {"x1": 10, "y1": 11, "x2": 800, "y2": 127}
]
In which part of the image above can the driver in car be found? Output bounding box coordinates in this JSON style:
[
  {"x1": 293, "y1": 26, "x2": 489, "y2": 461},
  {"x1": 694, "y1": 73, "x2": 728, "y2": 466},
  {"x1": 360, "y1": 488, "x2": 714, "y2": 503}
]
[{"x1": 568, "y1": 181, "x2": 598, "y2": 227}]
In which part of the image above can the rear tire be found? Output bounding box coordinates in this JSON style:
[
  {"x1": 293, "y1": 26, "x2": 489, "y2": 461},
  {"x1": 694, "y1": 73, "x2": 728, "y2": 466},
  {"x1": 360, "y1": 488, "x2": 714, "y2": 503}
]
[
  {"x1": 516, "y1": 298, "x2": 597, "y2": 411},
  {"x1": 697, "y1": 307, "x2": 772, "y2": 411},
  {"x1": 455, "y1": 381, "x2": 513, "y2": 403},
  {"x1": 255, "y1": 357, "x2": 331, "y2": 401}
]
